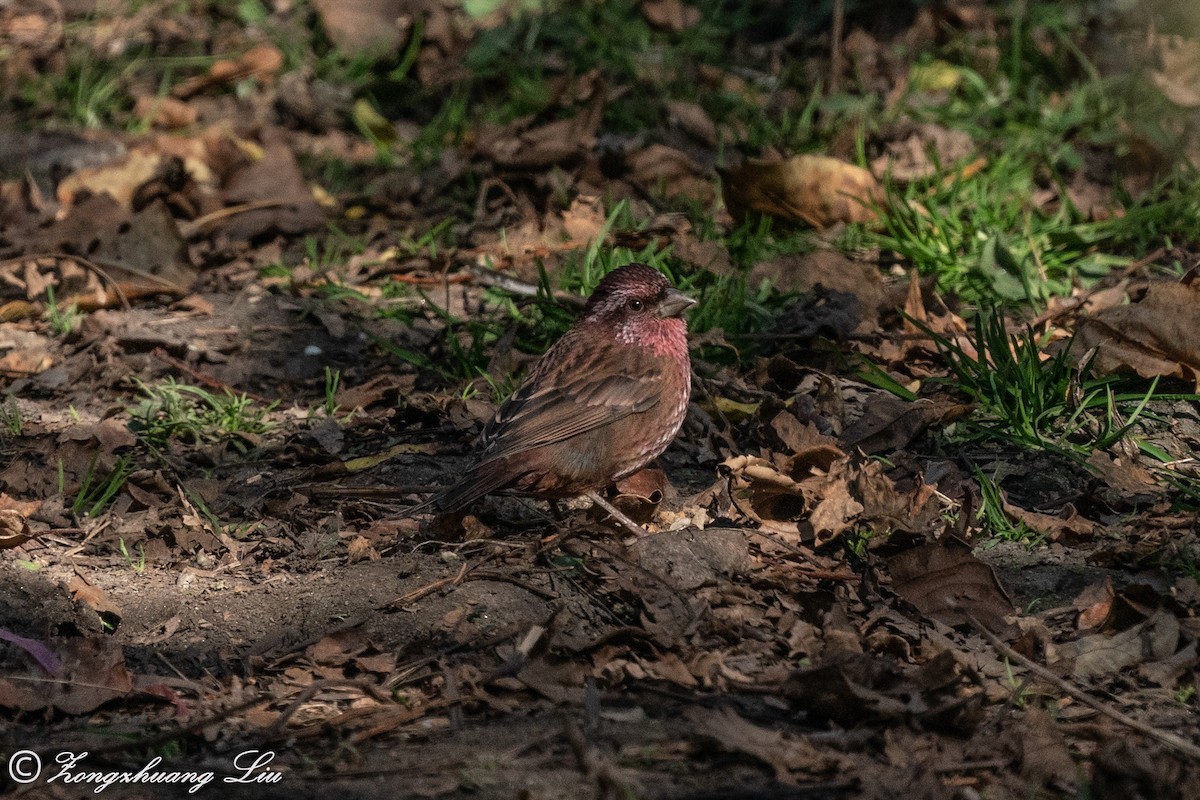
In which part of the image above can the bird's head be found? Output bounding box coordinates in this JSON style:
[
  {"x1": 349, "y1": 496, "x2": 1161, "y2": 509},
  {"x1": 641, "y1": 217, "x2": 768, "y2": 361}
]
[{"x1": 580, "y1": 264, "x2": 695, "y2": 355}]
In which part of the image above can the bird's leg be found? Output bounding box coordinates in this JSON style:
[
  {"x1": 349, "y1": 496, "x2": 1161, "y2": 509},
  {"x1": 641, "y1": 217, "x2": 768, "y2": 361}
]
[{"x1": 584, "y1": 491, "x2": 651, "y2": 538}]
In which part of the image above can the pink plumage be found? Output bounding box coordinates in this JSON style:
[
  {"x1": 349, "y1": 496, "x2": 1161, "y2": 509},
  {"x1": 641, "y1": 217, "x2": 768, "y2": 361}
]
[{"x1": 434, "y1": 263, "x2": 695, "y2": 512}]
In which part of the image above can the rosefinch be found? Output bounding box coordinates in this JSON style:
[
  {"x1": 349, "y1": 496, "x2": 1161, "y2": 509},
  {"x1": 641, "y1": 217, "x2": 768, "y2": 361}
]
[{"x1": 433, "y1": 263, "x2": 695, "y2": 529}]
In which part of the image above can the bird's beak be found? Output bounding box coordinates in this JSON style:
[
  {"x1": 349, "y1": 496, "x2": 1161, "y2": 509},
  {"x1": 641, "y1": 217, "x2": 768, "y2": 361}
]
[{"x1": 657, "y1": 288, "x2": 697, "y2": 318}]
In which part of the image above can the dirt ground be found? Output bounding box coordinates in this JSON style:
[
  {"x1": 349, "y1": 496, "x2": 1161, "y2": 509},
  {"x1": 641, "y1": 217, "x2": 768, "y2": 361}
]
[
  {"x1": 2, "y1": 1, "x2": 1200, "y2": 798},
  {"x1": 1, "y1": 274, "x2": 1198, "y2": 800}
]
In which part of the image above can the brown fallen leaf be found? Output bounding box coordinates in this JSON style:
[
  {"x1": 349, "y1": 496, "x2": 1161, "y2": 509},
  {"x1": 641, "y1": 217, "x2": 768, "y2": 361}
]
[
  {"x1": 1071, "y1": 274, "x2": 1200, "y2": 390},
  {"x1": 841, "y1": 393, "x2": 973, "y2": 454},
  {"x1": 0, "y1": 328, "x2": 55, "y2": 375},
  {"x1": 806, "y1": 464, "x2": 864, "y2": 545},
  {"x1": 172, "y1": 44, "x2": 284, "y2": 99},
  {"x1": 666, "y1": 100, "x2": 717, "y2": 146},
  {"x1": 626, "y1": 144, "x2": 713, "y2": 203},
  {"x1": 133, "y1": 95, "x2": 198, "y2": 130},
  {"x1": 481, "y1": 102, "x2": 605, "y2": 169},
  {"x1": 1073, "y1": 578, "x2": 1115, "y2": 631},
  {"x1": 641, "y1": 0, "x2": 701, "y2": 31},
  {"x1": 313, "y1": 0, "x2": 411, "y2": 58},
  {"x1": 752, "y1": 251, "x2": 885, "y2": 319},
  {"x1": 888, "y1": 535, "x2": 1013, "y2": 631},
  {"x1": 721, "y1": 154, "x2": 883, "y2": 228},
  {"x1": 220, "y1": 130, "x2": 327, "y2": 238},
  {"x1": 68, "y1": 571, "x2": 123, "y2": 622},
  {"x1": 39, "y1": 195, "x2": 199, "y2": 298},
  {"x1": 1139, "y1": 638, "x2": 1198, "y2": 688},
  {"x1": 1052, "y1": 608, "x2": 1179, "y2": 679},
  {"x1": 684, "y1": 706, "x2": 842, "y2": 783},
  {"x1": 56, "y1": 147, "x2": 165, "y2": 210},
  {"x1": 0, "y1": 636, "x2": 133, "y2": 715},
  {"x1": 1019, "y1": 706, "x2": 1079, "y2": 793},
  {"x1": 0, "y1": 508, "x2": 33, "y2": 549},
  {"x1": 608, "y1": 465, "x2": 666, "y2": 522},
  {"x1": 1000, "y1": 495, "x2": 1096, "y2": 543}
]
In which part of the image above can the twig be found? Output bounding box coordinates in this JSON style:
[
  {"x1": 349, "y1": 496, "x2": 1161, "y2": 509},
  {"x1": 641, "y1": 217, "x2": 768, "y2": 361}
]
[
  {"x1": 971, "y1": 616, "x2": 1200, "y2": 761},
  {"x1": 177, "y1": 199, "x2": 295, "y2": 238},
  {"x1": 585, "y1": 490, "x2": 652, "y2": 539},
  {"x1": 467, "y1": 264, "x2": 583, "y2": 306},
  {"x1": 829, "y1": 0, "x2": 844, "y2": 94},
  {"x1": 469, "y1": 569, "x2": 559, "y2": 600},
  {"x1": 265, "y1": 678, "x2": 394, "y2": 737},
  {"x1": 387, "y1": 561, "x2": 470, "y2": 608}
]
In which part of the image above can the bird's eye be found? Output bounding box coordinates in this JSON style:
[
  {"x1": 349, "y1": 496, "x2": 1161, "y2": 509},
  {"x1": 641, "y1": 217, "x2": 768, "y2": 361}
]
[{"x1": 626, "y1": 298, "x2": 644, "y2": 312}]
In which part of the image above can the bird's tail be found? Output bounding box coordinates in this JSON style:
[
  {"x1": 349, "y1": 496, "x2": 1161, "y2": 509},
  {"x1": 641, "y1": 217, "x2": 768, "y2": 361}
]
[{"x1": 429, "y1": 461, "x2": 515, "y2": 513}]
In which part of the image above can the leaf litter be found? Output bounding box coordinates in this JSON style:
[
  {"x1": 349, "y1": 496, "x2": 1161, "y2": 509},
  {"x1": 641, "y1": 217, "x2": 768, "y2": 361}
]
[{"x1": 0, "y1": 1, "x2": 1198, "y2": 799}]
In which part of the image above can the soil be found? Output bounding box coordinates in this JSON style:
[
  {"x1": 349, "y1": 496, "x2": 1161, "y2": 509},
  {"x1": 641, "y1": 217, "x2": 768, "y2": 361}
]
[{"x1": 2, "y1": 280, "x2": 1198, "y2": 800}]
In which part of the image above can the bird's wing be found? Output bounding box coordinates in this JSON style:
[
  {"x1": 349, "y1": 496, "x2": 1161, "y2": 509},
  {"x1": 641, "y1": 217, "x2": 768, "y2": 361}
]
[{"x1": 475, "y1": 332, "x2": 665, "y2": 462}]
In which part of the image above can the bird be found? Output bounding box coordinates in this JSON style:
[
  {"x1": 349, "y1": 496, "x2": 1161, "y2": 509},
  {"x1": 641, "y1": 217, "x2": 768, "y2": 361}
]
[{"x1": 431, "y1": 263, "x2": 696, "y2": 534}]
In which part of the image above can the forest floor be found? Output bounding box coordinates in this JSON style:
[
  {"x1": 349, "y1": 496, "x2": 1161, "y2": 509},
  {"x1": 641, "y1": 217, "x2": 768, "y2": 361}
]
[{"x1": 1, "y1": 1, "x2": 1199, "y2": 798}]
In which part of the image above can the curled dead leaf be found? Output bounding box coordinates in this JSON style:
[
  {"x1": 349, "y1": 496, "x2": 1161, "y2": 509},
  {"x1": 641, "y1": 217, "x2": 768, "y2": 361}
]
[
  {"x1": 721, "y1": 155, "x2": 883, "y2": 229},
  {"x1": 609, "y1": 465, "x2": 667, "y2": 522},
  {"x1": 172, "y1": 44, "x2": 284, "y2": 99},
  {"x1": 0, "y1": 509, "x2": 33, "y2": 549},
  {"x1": 1000, "y1": 496, "x2": 1096, "y2": 544}
]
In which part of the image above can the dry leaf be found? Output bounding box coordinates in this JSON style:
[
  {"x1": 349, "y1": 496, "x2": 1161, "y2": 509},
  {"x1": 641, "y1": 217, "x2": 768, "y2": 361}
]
[
  {"x1": 1074, "y1": 578, "x2": 1116, "y2": 631},
  {"x1": 56, "y1": 147, "x2": 165, "y2": 210},
  {"x1": 1072, "y1": 276, "x2": 1200, "y2": 389},
  {"x1": 641, "y1": 0, "x2": 700, "y2": 31},
  {"x1": 68, "y1": 572, "x2": 123, "y2": 621},
  {"x1": 841, "y1": 393, "x2": 972, "y2": 454},
  {"x1": 221, "y1": 131, "x2": 327, "y2": 238},
  {"x1": 133, "y1": 95, "x2": 198, "y2": 129},
  {"x1": 0, "y1": 509, "x2": 33, "y2": 549},
  {"x1": 1151, "y1": 34, "x2": 1200, "y2": 108},
  {"x1": 1019, "y1": 707, "x2": 1079, "y2": 792},
  {"x1": 172, "y1": 44, "x2": 285, "y2": 99},
  {"x1": 482, "y1": 95, "x2": 605, "y2": 169},
  {"x1": 0, "y1": 636, "x2": 133, "y2": 715},
  {"x1": 685, "y1": 706, "x2": 841, "y2": 783},
  {"x1": 888, "y1": 536, "x2": 1013, "y2": 630},
  {"x1": 609, "y1": 465, "x2": 667, "y2": 522},
  {"x1": 1053, "y1": 608, "x2": 1180, "y2": 679},
  {"x1": 1000, "y1": 495, "x2": 1096, "y2": 543},
  {"x1": 722, "y1": 155, "x2": 883, "y2": 228},
  {"x1": 626, "y1": 144, "x2": 713, "y2": 203},
  {"x1": 666, "y1": 100, "x2": 717, "y2": 146}
]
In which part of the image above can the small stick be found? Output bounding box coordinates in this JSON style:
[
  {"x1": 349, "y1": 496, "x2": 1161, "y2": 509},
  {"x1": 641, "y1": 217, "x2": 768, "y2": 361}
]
[
  {"x1": 829, "y1": 0, "x2": 845, "y2": 94},
  {"x1": 972, "y1": 617, "x2": 1200, "y2": 761},
  {"x1": 585, "y1": 490, "x2": 651, "y2": 538}
]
